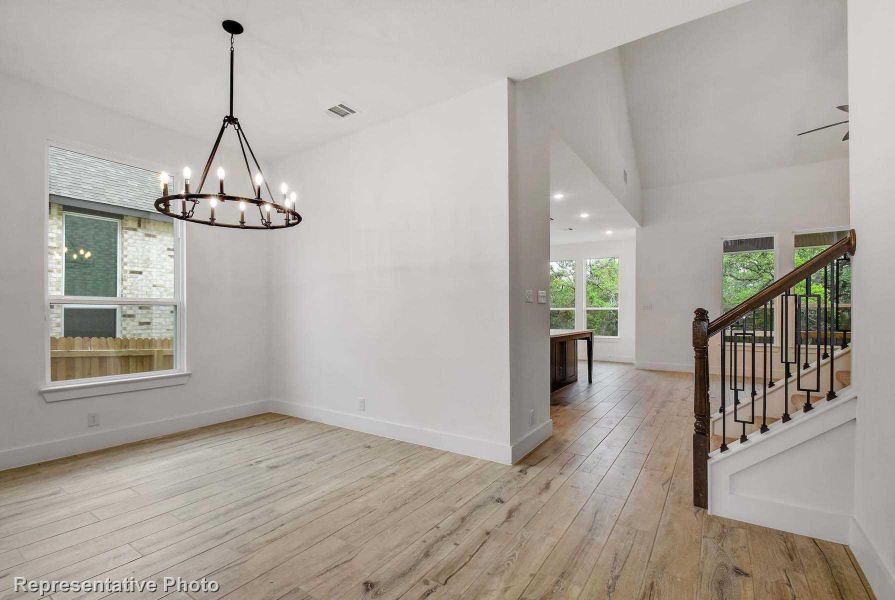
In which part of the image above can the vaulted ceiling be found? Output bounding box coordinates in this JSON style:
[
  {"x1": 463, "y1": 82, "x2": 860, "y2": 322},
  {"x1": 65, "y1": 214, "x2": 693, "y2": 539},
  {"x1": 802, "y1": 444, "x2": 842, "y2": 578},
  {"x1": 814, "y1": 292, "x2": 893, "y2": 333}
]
[
  {"x1": 620, "y1": 0, "x2": 848, "y2": 190},
  {"x1": 0, "y1": 0, "x2": 749, "y2": 160}
]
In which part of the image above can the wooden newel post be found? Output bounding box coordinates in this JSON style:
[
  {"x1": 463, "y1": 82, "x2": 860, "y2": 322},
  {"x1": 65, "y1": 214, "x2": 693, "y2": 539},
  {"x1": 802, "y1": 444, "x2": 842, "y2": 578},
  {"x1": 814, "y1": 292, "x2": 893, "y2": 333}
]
[{"x1": 692, "y1": 308, "x2": 710, "y2": 509}]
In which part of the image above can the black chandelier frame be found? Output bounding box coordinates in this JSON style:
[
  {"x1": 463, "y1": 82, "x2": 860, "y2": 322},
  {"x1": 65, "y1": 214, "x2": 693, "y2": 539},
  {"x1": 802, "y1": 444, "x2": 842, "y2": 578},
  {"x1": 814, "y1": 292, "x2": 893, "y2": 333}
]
[{"x1": 154, "y1": 20, "x2": 302, "y2": 230}]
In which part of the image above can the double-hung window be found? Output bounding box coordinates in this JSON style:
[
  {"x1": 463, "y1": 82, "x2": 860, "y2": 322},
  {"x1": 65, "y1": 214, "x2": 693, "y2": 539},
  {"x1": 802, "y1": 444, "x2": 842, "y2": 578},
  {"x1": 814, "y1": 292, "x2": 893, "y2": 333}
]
[
  {"x1": 722, "y1": 235, "x2": 775, "y2": 343},
  {"x1": 46, "y1": 146, "x2": 185, "y2": 386},
  {"x1": 585, "y1": 257, "x2": 619, "y2": 337},
  {"x1": 794, "y1": 230, "x2": 851, "y2": 344},
  {"x1": 549, "y1": 260, "x2": 576, "y2": 329}
]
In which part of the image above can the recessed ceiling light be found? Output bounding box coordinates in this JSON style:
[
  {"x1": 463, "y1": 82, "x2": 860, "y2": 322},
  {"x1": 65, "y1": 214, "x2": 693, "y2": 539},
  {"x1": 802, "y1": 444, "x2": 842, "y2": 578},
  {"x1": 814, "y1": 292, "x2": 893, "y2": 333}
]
[
  {"x1": 605, "y1": 230, "x2": 613, "y2": 235},
  {"x1": 552, "y1": 193, "x2": 564, "y2": 200},
  {"x1": 579, "y1": 213, "x2": 589, "y2": 219}
]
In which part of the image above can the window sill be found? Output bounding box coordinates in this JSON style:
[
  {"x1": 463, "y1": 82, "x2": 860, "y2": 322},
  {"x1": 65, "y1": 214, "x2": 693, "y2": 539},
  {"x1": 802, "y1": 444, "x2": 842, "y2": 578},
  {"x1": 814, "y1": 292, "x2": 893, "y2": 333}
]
[{"x1": 40, "y1": 371, "x2": 191, "y2": 402}]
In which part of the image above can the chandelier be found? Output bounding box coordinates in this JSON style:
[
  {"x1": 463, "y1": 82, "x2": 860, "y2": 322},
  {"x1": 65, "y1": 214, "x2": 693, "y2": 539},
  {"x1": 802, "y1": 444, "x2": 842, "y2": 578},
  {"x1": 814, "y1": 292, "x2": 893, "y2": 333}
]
[{"x1": 154, "y1": 20, "x2": 301, "y2": 230}]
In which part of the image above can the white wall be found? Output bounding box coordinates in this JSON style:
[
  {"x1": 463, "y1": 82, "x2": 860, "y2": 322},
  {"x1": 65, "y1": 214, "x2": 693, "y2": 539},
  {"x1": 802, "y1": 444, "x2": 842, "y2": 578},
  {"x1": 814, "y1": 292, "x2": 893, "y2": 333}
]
[
  {"x1": 507, "y1": 80, "x2": 553, "y2": 459},
  {"x1": 516, "y1": 48, "x2": 643, "y2": 224},
  {"x1": 847, "y1": 1, "x2": 895, "y2": 596},
  {"x1": 636, "y1": 158, "x2": 850, "y2": 371},
  {"x1": 267, "y1": 81, "x2": 518, "y2": 463},
  {"x1": 0, "y1": 73, "x2": 270, "y2": 468},
  {"x1": 550, "y1": 234, "x2": 637, "y2": 363}
]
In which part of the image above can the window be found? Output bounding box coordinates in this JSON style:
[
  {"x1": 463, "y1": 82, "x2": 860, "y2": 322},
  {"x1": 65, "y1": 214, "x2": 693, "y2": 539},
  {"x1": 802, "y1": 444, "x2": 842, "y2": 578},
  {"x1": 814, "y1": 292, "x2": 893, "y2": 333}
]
[
  {"x1": 47, "y1": 147, "x2": 184, "y2": 384},
  {"x1": 722, "y1": 236, "x2": 775, "y2": 312},
  {"x1": 585, "y1": 257, "x2": 619, "y2": 337},
  {"x1": 794, "y1": 230, "x2": 851, "y2": 343},
  {"x1": 549, "y1": 260, "x2": 576, "y2": 329},
  {"x1": 722, "y1": 236, "x2": 775, "y2": 343}
]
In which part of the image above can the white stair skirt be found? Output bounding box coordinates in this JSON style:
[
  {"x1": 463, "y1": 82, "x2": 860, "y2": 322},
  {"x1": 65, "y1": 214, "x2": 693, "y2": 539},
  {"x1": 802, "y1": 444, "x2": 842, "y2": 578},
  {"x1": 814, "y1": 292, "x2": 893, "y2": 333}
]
[{"x1": 707, "y1": 388, "x2": 857, "y2": 543}]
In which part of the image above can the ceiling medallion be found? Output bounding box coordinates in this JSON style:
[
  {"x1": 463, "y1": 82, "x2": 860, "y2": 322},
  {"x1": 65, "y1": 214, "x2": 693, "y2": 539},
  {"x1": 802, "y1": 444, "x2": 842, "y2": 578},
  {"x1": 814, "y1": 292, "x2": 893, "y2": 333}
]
[{"x1": 154, "y1": 20, "x2": 302, "y2": 230}]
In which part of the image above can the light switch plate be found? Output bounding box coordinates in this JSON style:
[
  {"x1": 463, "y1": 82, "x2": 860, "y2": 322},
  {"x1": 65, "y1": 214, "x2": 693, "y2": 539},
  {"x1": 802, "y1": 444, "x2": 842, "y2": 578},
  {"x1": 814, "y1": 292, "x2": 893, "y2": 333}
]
[
  {"x1": 524, "y1": 289, "x2": 534, "y2": 303},
  {"x1": 537, "y1": 290, "x2": 548, "y2": 304}
]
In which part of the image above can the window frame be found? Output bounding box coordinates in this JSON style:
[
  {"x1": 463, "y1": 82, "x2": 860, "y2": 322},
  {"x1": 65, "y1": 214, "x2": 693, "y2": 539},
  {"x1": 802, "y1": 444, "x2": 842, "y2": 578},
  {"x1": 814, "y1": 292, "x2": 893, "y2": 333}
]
[
  {"x1": 42, "y1": 141, "x2": 189, "y2": 400},
  {"x1": 584, "y1": 256, "x2": 620, "y2": 339},
  {"x1": 549, "y1": 259, "x2": 577, "y2": 330}
]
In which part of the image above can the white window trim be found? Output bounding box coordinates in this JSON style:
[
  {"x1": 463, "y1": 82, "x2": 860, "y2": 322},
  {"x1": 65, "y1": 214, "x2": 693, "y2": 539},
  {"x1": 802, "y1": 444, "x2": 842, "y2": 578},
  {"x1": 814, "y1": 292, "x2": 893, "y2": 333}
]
[
  {"x1": 584, "y1": 256, "x2": 621, "y2": 339},
  {"x1": 42, "y1": 141, "x2": 189, "y2": 401}
]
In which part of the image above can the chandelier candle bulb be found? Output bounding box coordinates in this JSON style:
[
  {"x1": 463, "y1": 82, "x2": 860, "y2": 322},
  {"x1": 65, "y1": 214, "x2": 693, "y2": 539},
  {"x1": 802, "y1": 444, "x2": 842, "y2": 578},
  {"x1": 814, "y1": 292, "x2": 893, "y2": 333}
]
[
  {"x1": 254, "y1": 173, "x2": 263, "y2": 198},
  {"x1": 217, "y1": 166, "x2": 225, "y2": 194},
  {"x1": 182, "y1": 167, "x2": 191, "y2": 194},
  {"x1": 159, "y1": 172, "x2": 170, "y2": 196}
]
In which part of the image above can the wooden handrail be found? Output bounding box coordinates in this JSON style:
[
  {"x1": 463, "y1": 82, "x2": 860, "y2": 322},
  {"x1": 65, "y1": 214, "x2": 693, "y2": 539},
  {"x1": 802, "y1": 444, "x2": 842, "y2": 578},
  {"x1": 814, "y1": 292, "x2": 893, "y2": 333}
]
[{"x1": 708, "y1": 229, "x2": 856, "y2": 336}]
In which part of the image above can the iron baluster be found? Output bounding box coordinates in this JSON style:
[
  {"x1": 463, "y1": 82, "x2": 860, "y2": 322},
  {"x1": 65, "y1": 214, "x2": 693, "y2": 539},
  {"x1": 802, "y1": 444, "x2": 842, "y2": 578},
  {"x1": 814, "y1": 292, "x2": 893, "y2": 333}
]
[
  {"x1": 781, "y1": 289, "x2": 792, "y2": 422},
  {"x1": 720, "y1": 328, "x2": 728, "y2": 452},
  {"x1": 761, "y1": 301, "x2": 770, "y2": 433}
]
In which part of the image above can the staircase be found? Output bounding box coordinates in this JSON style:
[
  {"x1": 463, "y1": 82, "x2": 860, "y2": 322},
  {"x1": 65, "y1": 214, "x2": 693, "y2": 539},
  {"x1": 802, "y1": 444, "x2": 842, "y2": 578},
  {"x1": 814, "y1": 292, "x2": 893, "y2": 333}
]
[{"x1": 691, "y1": 230, "x2": 856, "y2": 511}]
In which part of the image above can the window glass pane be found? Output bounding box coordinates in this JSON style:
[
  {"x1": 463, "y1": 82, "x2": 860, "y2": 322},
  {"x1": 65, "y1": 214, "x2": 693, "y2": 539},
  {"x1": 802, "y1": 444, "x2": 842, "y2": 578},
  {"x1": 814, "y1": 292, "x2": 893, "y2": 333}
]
[
  {"x1": 50, "y1": 305, "x2": 176, "y2": 382},
  {"x1": 49, "y1": 146, "x2": 160, "y2": 213},
  {"x1": 793, "y1": 231, "x2": 851, "y2": 345},
  {"x1": 549, "y1": 260, "x2": 575, "y2": 309},
  {"x1": 550, "y1": 309, "x2": 575, "y2": 330},
  {"x1": 587, "y1": 309, "x2": 618, "y2": 336},
  {"x1": 722, "y1": 237, "x2": 775, "y2": 312},
  {"x1": 121, "y1": 217, "x2": 175, "y2": 299},
  {"x1": 48, "y1": 147, "x2": 176, "y2": 301},
  {"x1": 585, "y1": 257, "x2": 619, "y2": 308},
  {"x1": 64, "y1": 213, "x2": 119, "y2": 297}
]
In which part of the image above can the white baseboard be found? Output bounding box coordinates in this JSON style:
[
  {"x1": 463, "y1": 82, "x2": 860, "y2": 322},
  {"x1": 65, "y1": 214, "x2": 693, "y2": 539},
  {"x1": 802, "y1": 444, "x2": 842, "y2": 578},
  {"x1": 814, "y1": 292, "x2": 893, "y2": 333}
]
[
  {"x1": 635, "y1": 361, "x2": 693, "y2": 373},
  {"x1": 0, "y1": 400, "x2": 269, "y2": 471},
  {"x1": 591, "y1": 356, "x2": 634, "y2": 365},
  {"x1": 268, "y1": 400, "x2": 516, "y2": 464},
  {"x1": 850, "y1": 517, "x2": 895, "y2": 600},
  {"x1": 510, "y1": 419, "x2": 553, "y2": 463}
]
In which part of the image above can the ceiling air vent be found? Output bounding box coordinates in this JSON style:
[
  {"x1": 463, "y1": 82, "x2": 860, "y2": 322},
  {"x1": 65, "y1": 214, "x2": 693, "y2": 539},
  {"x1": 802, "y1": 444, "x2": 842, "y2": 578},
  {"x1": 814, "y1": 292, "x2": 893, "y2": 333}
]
[{"x1": 327, "y1": 104, "x2": 357, "y2": 118}]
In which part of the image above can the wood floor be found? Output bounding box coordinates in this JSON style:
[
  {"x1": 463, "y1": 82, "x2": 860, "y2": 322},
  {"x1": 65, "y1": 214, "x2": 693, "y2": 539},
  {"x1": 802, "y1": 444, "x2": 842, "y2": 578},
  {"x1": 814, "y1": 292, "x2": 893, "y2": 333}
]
[{"x1": 0, "y1": 363, "x2": 873, "y2": 600}]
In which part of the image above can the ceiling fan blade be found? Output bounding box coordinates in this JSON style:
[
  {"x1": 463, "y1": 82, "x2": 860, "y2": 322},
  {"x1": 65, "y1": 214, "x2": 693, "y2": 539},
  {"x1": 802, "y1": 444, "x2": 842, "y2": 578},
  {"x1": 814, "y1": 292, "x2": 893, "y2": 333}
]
[
  {"x1": 797, "y1": 120, "x2": 850, "y2": 136},
  {"x1": 842, "y1": 131, "x2": 849, "y2": 141},
  {"x1": 837, "y1": 105, "x2": 849, "y2": 112}
]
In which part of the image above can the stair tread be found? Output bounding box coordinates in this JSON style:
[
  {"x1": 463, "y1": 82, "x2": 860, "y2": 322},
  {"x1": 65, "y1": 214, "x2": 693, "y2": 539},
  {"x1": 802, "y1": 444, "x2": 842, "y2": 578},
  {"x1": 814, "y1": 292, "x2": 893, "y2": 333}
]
[{"x1": 836, "y1": 370, "x2": 851, "y2": 386}]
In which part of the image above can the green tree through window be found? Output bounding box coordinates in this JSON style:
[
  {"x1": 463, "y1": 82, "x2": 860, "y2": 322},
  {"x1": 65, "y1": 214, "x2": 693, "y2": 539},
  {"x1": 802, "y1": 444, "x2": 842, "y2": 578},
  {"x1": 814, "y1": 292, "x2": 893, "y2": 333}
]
[
  {"x1": 722, "y1": 237, "x2": 775, "y2": 313},
  {"x1": 794, "y1": 231, "x2": 851, "y2": 342},
  {"x1": 549, "y1": 260, "x2": 575, "y2": 329},
  {"x1": 586, "y1": 257, "x2": 619, "y2": 336}
]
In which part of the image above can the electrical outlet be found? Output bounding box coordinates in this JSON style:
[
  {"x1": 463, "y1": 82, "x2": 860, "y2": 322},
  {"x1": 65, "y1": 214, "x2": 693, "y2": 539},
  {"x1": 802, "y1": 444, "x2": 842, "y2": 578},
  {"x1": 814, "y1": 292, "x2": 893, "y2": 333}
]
[
  {"x1": 358, "y1": 397, "x2": 366, "y2": 412},
  {"x1": 529, "y1": 409, "x2": 535, "y2": 426},
  {"x1": 537, "y1": 290, "x2": 547, "y2": 304},
  {"x1": 524, "y1": 289, "x2": 534, "y2": 303},
  {"x1": 87, "y1": 413, "x2": 99, "y2": 428}
]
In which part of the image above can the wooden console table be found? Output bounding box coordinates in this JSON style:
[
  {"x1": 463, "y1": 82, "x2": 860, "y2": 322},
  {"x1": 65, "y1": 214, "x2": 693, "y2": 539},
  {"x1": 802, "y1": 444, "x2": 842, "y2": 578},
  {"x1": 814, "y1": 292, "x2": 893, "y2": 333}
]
[{"x1": 550, "y1": 329, "x2": 594, "y2": 392}]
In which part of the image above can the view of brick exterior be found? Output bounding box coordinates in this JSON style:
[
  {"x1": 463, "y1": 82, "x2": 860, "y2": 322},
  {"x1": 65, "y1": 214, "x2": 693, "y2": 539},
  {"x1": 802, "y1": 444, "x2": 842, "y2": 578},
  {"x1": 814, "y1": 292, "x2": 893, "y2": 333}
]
[{"x1": 48, "y1": 204, "x2": 176, "y2": 339}]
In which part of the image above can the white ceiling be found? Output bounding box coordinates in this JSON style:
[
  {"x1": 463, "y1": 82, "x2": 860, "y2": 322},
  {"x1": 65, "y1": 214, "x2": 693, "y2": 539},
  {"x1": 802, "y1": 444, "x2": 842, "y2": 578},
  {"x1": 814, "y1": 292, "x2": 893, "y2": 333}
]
[
  {"x1": 0, "y1": 0, "x2": 750, "y2": 160},
  {"x1": 550, "y1": 139, "x2": 637, "y2": 245},
  {"x1": 620, "y1": 0, "x2": 848, "y2": 189}
]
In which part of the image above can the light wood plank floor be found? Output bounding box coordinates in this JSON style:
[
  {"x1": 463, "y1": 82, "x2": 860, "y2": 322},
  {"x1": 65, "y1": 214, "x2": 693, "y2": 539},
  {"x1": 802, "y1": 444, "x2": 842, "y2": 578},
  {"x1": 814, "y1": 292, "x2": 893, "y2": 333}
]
[{"x1": 0, "y1": 363, "x2": 873, "y2": 599}]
